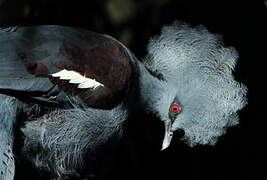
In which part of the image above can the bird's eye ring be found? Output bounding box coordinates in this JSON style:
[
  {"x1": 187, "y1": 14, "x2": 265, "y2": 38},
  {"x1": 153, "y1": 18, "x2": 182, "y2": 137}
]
[{"x1": 170, "y1": 104, "x2": 181, "y2": 113}]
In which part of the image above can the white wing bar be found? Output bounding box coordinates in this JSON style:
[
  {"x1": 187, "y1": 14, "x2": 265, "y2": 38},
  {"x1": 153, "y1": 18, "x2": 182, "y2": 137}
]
[{"x1": 51, "y1": 69, "x2": 104, "y2": 89}]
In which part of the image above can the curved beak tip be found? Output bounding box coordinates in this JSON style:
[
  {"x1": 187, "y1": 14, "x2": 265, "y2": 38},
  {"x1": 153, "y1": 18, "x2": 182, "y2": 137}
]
[
  {"x1": 161, "y1": 134, "x2": 173, "y2": 150},
  {"x1": 161, "y1": 120, "x2": 174, "y2": 151},
  {"x1": 161, "y1": 143, "x2": 169, "y2": 151}
]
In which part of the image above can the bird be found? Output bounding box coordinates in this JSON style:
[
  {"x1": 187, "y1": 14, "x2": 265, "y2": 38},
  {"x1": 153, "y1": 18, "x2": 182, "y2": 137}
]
[{"x1": 0, "y1": 21, "x2": 247, "y2": 180}]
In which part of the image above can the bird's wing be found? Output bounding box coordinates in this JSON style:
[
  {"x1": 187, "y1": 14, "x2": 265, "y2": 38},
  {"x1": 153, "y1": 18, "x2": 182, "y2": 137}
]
[
  {"x1": 144, "y1": 21, "x2": 247, "y2": 146},
  {"x1": 0, "y1": 26, "x2": 133, "y2": 177},
  {"x1": 0, "y1": 25, "x2": 133, "y2": 108}
]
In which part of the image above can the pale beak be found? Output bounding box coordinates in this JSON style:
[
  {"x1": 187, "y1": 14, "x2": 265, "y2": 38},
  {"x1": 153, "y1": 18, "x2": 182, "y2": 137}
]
[{"x1": 161, "y1": 121, "x2": 173, "y2": 150}]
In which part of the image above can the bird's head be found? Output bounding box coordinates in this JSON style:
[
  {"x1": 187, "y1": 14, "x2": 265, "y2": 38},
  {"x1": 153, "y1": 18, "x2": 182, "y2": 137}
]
[{"x1": 140, "y1": 21, "x2": 247, "y2": 150}]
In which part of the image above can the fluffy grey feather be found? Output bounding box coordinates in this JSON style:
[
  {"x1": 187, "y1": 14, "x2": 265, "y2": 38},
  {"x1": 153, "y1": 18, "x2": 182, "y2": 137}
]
[
  {"x1": 0, "y1": 95, "x2": 19, "y2": 180},
  {"x1": 143, "y1": 21, "x2": 247, "y2": 146},
  {"x1": 21, "y1": 98, "x2": 127, "y2": 176}
]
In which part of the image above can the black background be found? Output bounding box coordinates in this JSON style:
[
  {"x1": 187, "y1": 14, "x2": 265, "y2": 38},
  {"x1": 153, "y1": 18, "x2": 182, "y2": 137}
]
[{"x1": 0, "y1": 0, "x2": 266, "y2": 180}]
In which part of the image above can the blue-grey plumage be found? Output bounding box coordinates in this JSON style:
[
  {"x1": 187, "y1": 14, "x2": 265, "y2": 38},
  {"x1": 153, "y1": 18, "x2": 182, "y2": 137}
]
[
  {"x1": 0, "y1": 25, "x2": 135, "y2": 178},
  {"x1": 21, "y1": 99, "x2": 128, "y2": 176},
  {"x1": 0, "y1": 21, "x2": 247, "y2": 179},
  {"x1": 0, "y1": 95, "x2": 19, "y2": 180}
]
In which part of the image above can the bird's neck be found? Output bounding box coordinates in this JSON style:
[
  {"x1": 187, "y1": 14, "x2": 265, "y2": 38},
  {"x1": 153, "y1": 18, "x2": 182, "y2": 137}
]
[{"x1": 135, "y1": 60, "x2": 163, "y2": 113}]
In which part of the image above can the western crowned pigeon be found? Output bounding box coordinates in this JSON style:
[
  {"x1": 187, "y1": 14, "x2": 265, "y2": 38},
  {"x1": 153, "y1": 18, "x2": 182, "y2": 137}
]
[{"x1": 0, "y1": 21, "x2": 247, "y2": 179}]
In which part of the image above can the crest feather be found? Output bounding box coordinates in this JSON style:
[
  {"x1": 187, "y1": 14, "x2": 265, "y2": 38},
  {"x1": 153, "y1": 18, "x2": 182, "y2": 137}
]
[{"x1": 145, "y1": 21, "x2": 247, "y2": 146}]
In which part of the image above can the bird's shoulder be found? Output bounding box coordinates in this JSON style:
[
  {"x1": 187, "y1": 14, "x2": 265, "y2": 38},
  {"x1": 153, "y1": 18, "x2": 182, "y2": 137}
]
[{"x1": 0, "y1": 25, "x2": 134, "y2": 108}]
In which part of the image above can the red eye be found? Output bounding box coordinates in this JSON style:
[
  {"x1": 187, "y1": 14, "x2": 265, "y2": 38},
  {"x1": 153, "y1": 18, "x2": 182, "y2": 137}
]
[{"x1": 170, "y1": 104, "x2": 181, "y2": 113}]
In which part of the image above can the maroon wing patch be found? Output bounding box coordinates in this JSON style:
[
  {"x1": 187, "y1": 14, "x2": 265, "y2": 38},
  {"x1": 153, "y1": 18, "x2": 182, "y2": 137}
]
[
  {"x1": 17, "y1": 52, "x2": 49, "y2": 77},
  {"x1": 49, "y1": 34, "x2": 133, "y2": 108}
]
